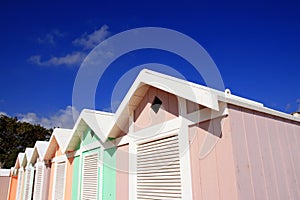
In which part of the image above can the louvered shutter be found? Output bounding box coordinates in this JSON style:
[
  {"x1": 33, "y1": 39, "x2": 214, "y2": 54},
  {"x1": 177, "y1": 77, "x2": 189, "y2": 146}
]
[
  {"x1": 137, "y1": 134, "x2": 182, "y2": 199},
  {"x1": 53, "y1": 162, "x2": 66, "y2": 200},
  {"x1": 16, "y1": 169, "x2": 24, "y2": 200},
  {"x1": 82, "y1": 152, "x2": 99, "y2": 200},
  {"x1": 33, "y1": 164, "x2": 43, "y2": 200},
  {"x1": 23, "y1": 167, "x2": 32, "y2": 200},
  {"x1": 42, "y1": 164, "x2": 51, "y2": 200}
]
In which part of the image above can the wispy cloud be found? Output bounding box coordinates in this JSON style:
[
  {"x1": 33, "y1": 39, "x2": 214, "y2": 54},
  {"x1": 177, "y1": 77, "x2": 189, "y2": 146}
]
[
  {"x1": 37, "y1": 29, "x2": 64, "y2": 45},
  {"x1": 28, "y1": 52, "x2": 86, "y2": 66},
  {"x1": 73, "y1": 24, "x2": 110, "y2": 50},
  {"x1": 18, "y1": 106, "x2": 79, "y2": 129},
  {"x1": 29, "y1": 25, "x2": 110, "y2": 67}
]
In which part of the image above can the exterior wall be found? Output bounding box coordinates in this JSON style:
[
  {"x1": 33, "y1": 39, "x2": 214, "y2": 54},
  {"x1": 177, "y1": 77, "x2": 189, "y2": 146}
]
[
  {"x1": 116, "y1": 144, "x2": 129, "y2": 200},
  {"x1": 228, "y1": 104, "x2": 300, "y2": 200},
  {"x1": 71, "y1": 156, "x2": 80, "y2": 200},
  {"x1": 64, "y1": 157, "x2": 74, "y2": 200},
  {"x1": 0, "y1": 176, "x2": 10, "y2": 200},
  {"x1": 71, "y1": 128, "x2": 102, "y2": 200},
  {"x1": 102, "y1": 147, "x2": 116, "y2": 200},
  {"x1": 47, "y1": 142, "x2": 63, "y2": 200},
  {"x1": 188, "y1": 117, "x2": 238, "y2": 200},
  {"x1": 8, "y1": 176, "x2": 18, "y2": 200},
  {"x1": 134, "y1": 87, "x2": 178, "y2": 131},
  {"x1": 47, "y1": 162, "x2": 55, "y2": 200}
]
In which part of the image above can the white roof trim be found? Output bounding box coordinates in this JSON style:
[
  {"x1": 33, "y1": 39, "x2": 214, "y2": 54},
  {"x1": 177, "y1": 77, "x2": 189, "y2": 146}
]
[
  {"x1": 24, "y1": 148, "x2": 34, "y2": 166},
  {"x1": 43, "y1": 128, "x2": 72, "y2": 160},
  {"x1": 65, "y1": 109, "x2": 114, "y2": 152},
  {"x1": 14, "y1": 153, "x2": 25, "y2": 168},
  {"x1": 30, "y1": 141, "x2": 48, "y2": 163},
  {"x1": 0, "y1": 169, "x2": 10, "y2": 176}
]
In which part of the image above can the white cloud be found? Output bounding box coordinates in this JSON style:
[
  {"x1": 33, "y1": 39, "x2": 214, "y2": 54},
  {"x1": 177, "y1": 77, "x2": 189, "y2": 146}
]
[
  {"x1": 18, "y1": 106, "x2": 79, "y2": 129},
  {"x1": 29, "y1": 25, "x2": 110, "y2": 67},
  {"x1": 28, "y1": 52, "x2": 86, "y2": 66},
  {"x1": 37, "y1": 30, "x2": 64, "y2": 45},
  {"x1": 0, "y1": 112, "x2": 9, "y2": 117},
  {"x1": 73, "y1": 25, "x2": 110, "y2": 50}
]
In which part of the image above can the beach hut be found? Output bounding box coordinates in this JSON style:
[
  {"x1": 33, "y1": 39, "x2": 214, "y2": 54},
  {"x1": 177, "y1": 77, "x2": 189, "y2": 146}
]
[
  {"x1": 14, "y1": 152, "x2": 26, "y2": 200},
  {"x1": 7, "y1": 167, "x2": 18, "y2": 200},
  {"x1": 65, "y1": 109, "x2": 114, "y2": 200},
  {"x1": 22, "y1": 148, "x2": 34, "y2": 200},
  {"x1": 43, "y1": 128, "x2": 72, "y2": 200},
  {"x1": 31, "y1": 141, "x2": 49, "y2": 200},
  {"x1": 95, "y1": 69, "x2": 300, "y2": 200},
  {"x1": 0, "y1": 169, "x2": 11, "y2": 200}
]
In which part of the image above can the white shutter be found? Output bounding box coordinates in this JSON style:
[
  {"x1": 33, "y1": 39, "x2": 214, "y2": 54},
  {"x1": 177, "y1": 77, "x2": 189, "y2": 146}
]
[
  {"x1": 16, "y1": 169, "x2": 24, "y2": 200},
  {"x1": 137, "y1": 134, "x2": 182, "y2": 199},
  {"x1": 82, "y1": 153, "x2": 99, "y2": 200},
  {"x1": 33, "y1": 164, "x2": 43, "y2": 200},
  {"x1": 53, "y1": 161, "x2": 66, "y2": 200},
  {"x1": 23, "y1": 167, "x2": 32, "y2": 200}
]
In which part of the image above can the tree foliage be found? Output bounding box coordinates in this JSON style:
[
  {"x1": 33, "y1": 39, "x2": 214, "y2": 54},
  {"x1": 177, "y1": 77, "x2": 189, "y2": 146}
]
[{"x1": 0, "y1": 114, "x2": 52, "y2": 168}]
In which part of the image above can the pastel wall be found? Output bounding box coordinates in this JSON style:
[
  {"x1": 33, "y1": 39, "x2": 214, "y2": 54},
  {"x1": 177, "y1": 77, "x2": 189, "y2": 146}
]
[
  {"x1": 8, "y1": 176, "x2": 18, "y2": 200},
  {"x1": 0, "y1": 176, "x2": 10, "y2": 200},
  {"x1": 71, "y1": 156, "x2": 80, "y2": 200},
  {"x1": 134, "y1": 86, "x2": 178, "y2": 131},
  {"x1": 102, "y1": 147, "x2": 116, "y2": 200},
  {"x1": 228, "y1": 104, "x2": 300, "y2": 200},
  {"x1": 188, "y1": 117, "x2": 238, "y2": 200}
]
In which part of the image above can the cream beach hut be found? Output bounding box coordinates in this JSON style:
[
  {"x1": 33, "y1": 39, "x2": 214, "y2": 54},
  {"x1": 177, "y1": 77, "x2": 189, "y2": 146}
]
[
  {"x1": 43, "y1": 128, "x2": 72, "y2": 200},
  {"x1": 31, "y1": 141, "x2": 49, "y2": 200}
]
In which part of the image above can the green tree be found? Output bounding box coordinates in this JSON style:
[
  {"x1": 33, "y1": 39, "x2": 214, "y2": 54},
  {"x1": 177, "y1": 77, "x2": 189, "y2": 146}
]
[{"x1": 0, "y1": 114, "x2": 52, "y2": 168}]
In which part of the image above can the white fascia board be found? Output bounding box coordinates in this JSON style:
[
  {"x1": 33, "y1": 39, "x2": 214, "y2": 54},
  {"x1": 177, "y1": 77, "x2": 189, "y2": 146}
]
[
  {"x1": 141, "y1": 70, "x2": 219, "y2": 111},
  {"x1": 81, "y1": 109, "x2": 115, "y2": 142},
  {"x1": 30, "y1": 141, "x2": 48, "y2": 163},
  {"x1": 0, "y1": 169, "x2": 10, "y2": 176},
  {"x1": 64, "y1": 109, "x2": 114, "y2": 152},
  {"x1": 54, "y1": 128, "x2": 73, "y2": 154},
  {"x1": 35, "y1": 141, "x2": 48, "y2": 158},
  {"x1": 24, "y1": 148, "x2": 34, "y2": 166},
  {"x1": 14, "y1": 153, "x2": 25, "y2": 168}
]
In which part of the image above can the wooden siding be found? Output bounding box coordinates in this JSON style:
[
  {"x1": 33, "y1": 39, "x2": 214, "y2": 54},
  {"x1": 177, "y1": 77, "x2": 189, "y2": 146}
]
[
  {"x1": 116, "y1": 144, "x2": 129, "y2": 200},
  {"x1": 188, "y1": 117, "x2": 238, "y2": 200},
  {"x1": 0, "y1": 176, "x2": 10, "y2": 200},
  {"x1": 228, "y1": 104, "x2": 300, "y2": 200},
  {"x1": 134, "y1": 87, "x2": 178, "y2": 131},
  {"x1": 8, "y1": 176, "x2": 18, "y2": 200}
]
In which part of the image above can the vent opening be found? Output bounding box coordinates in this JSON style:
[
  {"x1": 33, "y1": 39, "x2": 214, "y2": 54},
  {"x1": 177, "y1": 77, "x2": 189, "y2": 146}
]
[{"x1": 151, "y1": 96, "x2": 162, "y2": 113}]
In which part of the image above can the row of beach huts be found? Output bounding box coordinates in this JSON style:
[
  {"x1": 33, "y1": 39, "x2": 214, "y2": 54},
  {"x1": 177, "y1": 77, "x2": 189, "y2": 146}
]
[{"x1": 0, "y1": 69, "x2": 300, "y2": 200}]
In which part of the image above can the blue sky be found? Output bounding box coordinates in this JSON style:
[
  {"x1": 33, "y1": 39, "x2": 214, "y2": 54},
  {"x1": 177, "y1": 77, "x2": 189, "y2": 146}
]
[{"x1": 0, "y1": 0, "x2": 299, "y2": 128}]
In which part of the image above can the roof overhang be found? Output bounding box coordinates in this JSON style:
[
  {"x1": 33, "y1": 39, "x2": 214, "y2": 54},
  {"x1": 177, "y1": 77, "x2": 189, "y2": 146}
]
[
  {"x1": 43, "y1": 128, "x2": 72, "y2": 160},
  {"x1": 65, "y1": 109, "x2": 114, "y2": 152}
]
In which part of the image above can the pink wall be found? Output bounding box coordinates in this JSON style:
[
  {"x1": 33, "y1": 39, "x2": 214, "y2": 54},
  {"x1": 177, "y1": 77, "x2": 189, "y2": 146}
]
[
  {"x1": 134, "y1": 87, "x2": 178, "y2": 131},
  {"x1": 0, "y1": 176, "x2": 10, "y2": 200},
  {"x1": 189, "y1": 117, "x2": 238, "y2": 200},
  {"x1": 228, "y1": 104, "x2": 300, "y2": 200},
  {"x1": 116, "y1": 144, "x2": 129, "y2": 200}
]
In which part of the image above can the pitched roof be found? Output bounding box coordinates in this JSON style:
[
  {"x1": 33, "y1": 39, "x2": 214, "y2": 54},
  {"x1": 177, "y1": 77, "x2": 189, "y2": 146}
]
[
  {"x1": 65, "y1": 109, "x2": 114, "y2": 152},
  {"x1": 67, "y1": 69, "x2": 300, "y2": 145},
  {"x1": 30, "y1": 141, "x2": 48, "y2": 164},
  {"x1": 43, "y1": 128, "x2": 72, "y2": 160},
  {"x1": 24, "y1": 148, "x2": 34, "y2": 166},
  {"x1": 14, "y1": 153, "x2": 25, "y2": 168}
]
